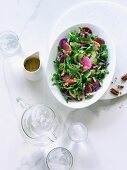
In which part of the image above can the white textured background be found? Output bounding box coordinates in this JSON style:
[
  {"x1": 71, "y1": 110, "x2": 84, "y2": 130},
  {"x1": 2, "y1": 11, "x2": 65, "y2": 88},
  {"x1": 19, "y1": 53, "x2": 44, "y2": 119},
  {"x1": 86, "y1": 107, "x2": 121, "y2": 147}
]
[{"x1": 0, "y1": 0, "x2": 127, "y2": 170}]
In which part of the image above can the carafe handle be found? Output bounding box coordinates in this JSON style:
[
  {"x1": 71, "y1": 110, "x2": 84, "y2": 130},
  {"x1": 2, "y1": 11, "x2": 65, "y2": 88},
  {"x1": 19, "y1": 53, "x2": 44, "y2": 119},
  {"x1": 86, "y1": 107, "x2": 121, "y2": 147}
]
[{"x1": 16, "y1": 97, "x2": 30, "y2": 110}]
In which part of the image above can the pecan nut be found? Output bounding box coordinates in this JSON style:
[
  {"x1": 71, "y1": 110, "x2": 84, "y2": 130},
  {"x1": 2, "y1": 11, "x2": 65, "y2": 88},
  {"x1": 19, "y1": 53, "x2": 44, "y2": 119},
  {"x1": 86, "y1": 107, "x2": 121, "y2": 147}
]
[
  {"x1": 117, "y1": 84, "x2": 124, "y2": 89},
  {"x1": 110, "y1": 88, "x2": 119, "y2": 96},
  {"x1": 121, "y1": 74, "x2": 127, "y2": 81}
]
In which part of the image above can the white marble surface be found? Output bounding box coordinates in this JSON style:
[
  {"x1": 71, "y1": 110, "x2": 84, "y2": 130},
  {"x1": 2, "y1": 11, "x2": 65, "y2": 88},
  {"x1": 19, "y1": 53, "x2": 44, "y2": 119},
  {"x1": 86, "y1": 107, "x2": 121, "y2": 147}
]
[{"x1": 0, "y1": 0, "x2": 127, "y2": 170}]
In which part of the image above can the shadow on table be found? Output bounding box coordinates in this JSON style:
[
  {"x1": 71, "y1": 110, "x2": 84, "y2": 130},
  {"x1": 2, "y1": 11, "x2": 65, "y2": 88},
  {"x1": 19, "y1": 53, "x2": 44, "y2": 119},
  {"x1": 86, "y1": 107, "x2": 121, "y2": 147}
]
[
  {"x1": 59, "y1": 132, "x2": 101, "y2": 170},
  {"x1": 16, "y1": 145, "x2": 48, "y2": 170},
  {"x1": 64, "y1": 93, "x2": 127, "y2": 131}
]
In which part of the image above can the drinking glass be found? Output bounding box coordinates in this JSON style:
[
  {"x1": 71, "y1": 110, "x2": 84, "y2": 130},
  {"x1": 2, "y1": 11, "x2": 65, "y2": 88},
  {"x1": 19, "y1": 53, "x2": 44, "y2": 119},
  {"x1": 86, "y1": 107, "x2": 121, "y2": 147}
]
[
  {"x1": 17, "y1": 97, "x2": 61, "y2": 146},
  {"x1": 0, "y1": 31, "x2": 20, "y2": 56},
  {"x1": 46, "y1": 147, "x2": 73, "y2": 170},
  {"x1": 68, "y1": 122, "x2": 88, "y2": 143}
]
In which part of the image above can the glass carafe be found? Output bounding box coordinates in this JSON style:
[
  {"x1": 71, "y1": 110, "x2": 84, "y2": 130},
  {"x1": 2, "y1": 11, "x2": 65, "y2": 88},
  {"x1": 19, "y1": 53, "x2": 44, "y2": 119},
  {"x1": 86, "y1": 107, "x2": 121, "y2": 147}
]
[{"x1": 17, "y1": 97, "x2": 61, "y2": 146}]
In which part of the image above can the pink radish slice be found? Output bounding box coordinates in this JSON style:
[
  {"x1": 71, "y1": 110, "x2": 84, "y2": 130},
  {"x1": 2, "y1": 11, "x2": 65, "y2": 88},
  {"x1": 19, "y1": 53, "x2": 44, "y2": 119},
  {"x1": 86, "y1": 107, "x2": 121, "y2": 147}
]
[
  {"x1": 62, "y1": 75, "x2": 75, "y2": 85},
  {"x1": 80, "y1": 42, "x2": 89, "y2": 47},
  {"x1": 83, "y1": 27, "x2": 92, "y2": 34},
  {"x1": 81, "y1": 57, "x2": 92, "y2": 70},
  {"x1": 59, "y1": 38, "x2": 67, "y2": 46},
  {"x1": 85, "y1": 83, "x2": 93, "y2": 93},
  {"x1": 93, "y1": 79, "x2": 100, "y2": 91},
  {"x1": 59, "y1": 55, "x2": 66, "y2": 63},
  {"x1": 61, "y1": 43, "x2": 72, "y2": 54},
  {"x1": 59, "y1": 38, "x2": 71, "y2": 54},
  {"x1": 94, "y1": 37, "x2": 105, "y2": 45}
]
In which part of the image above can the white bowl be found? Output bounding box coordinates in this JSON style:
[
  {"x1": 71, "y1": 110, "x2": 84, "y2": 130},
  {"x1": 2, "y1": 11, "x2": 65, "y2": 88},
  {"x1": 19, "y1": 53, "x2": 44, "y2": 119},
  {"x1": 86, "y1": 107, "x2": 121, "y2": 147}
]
[{"x1": 46, "y1": 23, "x2": 116, "y2": 109}]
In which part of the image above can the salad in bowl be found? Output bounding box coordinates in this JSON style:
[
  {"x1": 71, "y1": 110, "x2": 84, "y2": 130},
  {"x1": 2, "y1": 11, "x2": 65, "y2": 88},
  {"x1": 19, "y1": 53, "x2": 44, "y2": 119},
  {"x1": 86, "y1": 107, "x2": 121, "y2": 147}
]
[{"x1": 47, "y1": 23, "x2": 116, "y2": 108}]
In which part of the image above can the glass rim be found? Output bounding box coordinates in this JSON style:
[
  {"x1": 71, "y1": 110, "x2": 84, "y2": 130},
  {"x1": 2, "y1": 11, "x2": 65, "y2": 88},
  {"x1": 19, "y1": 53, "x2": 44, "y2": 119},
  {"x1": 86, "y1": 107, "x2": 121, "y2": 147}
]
[
  {"x1": 0, "y1": 30, "x2": 19, "y2": 40},
  {"x1": 68, "y1": 122, "x2": 88, "y2": 142},
  {"x1": 46, "y1": 147, "x2": 73, "y2": 170},
  {"x1": 0, "y1": 30, "x2": 19, "y2": 55},
  {"x1": 20, "y1": 104, "x2": 56, "y2": 140}
]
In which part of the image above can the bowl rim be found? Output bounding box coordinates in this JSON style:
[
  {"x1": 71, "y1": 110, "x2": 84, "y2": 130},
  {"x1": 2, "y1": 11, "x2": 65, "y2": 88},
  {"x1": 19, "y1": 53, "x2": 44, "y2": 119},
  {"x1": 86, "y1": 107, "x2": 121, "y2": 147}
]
[{"x1": 47, "y1": 22, "x2": 116, "y2": 108}]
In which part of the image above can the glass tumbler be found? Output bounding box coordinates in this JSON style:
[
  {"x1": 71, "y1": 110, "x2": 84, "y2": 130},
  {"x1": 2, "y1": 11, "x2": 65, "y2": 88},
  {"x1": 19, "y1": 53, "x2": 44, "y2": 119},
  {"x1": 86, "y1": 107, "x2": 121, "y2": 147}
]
[
  {"x1": 0, "y1": 31, "x2": 20, "y2": 55},
  {"x1": 46, "y1": 147, "x2": 73, "y2": 170},
  {"x1": 68, "y1": 122, "x2": 88, "y2": 143}
]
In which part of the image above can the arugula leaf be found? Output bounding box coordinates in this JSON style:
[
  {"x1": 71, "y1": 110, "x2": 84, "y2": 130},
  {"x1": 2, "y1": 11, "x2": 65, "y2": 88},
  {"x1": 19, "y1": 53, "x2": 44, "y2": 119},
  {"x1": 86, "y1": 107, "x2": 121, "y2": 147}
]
[
  {"x1": 68, "y1": 31, "x2": 80, "y2": 42},
  {"x1": 86, "y1": 44, "x2": 94, "y2": 53},
  {"x1": 70, "y1": 42, "x2": 80, "y2": 50},
  {"x1": 58, "y1": 46, "x2": 63, "y2": 52}
]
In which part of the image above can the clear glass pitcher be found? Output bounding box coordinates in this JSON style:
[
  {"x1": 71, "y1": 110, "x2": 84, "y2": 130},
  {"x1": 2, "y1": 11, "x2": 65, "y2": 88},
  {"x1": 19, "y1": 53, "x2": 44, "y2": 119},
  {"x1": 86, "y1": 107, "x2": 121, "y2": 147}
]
[{"x1": 16, "y1": 97, "x2": 61, "y2": 146}]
